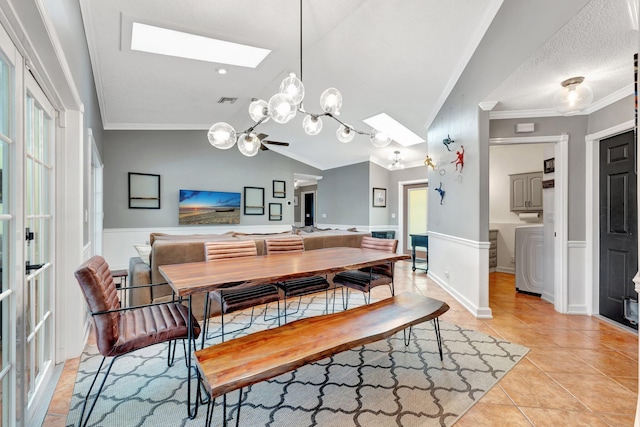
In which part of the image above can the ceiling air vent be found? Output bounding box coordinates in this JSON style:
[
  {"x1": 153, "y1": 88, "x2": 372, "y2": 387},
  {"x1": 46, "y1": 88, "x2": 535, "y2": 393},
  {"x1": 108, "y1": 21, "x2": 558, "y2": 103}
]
[{"x1": 218, "y1": 97, "x2": 237, "y2": 104}]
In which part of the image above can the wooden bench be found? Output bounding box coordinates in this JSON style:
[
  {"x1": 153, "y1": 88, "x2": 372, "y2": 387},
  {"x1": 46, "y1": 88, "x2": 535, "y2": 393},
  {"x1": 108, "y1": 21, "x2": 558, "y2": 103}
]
[{"x1": 194, "y1": 292, "x2": 450, "y2": 426}]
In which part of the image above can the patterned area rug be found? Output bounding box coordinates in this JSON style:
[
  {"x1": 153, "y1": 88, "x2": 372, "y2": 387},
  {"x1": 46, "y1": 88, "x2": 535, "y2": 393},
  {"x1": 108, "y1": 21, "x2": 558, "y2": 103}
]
[{"x1": 66, "y1": 293, "x2": 528, "y2": 426}]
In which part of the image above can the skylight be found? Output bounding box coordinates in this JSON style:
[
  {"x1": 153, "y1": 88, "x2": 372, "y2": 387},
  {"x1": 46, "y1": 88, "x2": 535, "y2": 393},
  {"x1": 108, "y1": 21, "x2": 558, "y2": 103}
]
[
  {"x1": 130, "y1": 22, "x2": 271, "y2": 68},
  {"x1": 362, "y1": 113, "x2": 425, "y2": 146}
]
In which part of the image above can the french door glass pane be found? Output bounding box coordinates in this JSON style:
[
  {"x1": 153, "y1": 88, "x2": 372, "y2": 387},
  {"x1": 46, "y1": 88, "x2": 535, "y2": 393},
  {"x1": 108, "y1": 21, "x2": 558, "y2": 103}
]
[{"x1": 0, "y1": 57, "x2": 8, "y2": 136}]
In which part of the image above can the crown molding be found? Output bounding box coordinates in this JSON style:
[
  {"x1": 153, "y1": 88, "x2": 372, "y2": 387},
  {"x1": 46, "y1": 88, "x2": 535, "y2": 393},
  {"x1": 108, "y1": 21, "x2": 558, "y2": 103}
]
[
  {"x1": 489, "y1": 83, "x2": 634, "y2": 120},
  {"x1": 478, "y1": 101, "x2": 499, "y2": 111}
]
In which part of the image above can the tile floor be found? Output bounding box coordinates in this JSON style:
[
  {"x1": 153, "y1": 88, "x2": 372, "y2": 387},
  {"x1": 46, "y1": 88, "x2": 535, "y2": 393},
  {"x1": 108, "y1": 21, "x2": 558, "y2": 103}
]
[{"x1": 43, "y1": 262, "x2": 639, "y2": 426}]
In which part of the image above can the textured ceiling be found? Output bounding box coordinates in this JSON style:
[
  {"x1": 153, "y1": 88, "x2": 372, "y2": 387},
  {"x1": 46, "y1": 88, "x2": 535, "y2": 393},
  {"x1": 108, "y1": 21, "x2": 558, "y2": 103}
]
[
  {"x1": 79, "y1": 0, "x2": 637, "y2": 170},
  {"x1": 486, "y1": 0, "x2": 637, "y2": 115}
]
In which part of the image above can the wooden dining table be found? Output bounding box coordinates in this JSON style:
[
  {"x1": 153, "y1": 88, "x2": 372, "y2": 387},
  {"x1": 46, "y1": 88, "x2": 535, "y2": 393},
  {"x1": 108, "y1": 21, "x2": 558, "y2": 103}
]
[{"x1": 159, "y1": 246, "x2": 410, "y2": 418}]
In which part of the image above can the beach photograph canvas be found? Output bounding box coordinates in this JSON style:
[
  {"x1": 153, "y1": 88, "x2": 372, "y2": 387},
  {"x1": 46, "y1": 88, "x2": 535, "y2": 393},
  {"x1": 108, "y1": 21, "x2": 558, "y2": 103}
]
[{"x1": 179, "y1": 189, "x2": 241, "y2": 225}]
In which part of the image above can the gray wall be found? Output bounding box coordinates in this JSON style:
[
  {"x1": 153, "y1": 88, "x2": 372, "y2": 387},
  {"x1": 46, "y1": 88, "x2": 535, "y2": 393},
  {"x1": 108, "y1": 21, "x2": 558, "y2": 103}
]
[
  {"x1": 490, "y1": 116, "x2": 589, "y2": 240},
  {"x1": 426, "y1": 0, "x2": 590, "y2": 242},
  {"x1": 317, "y1": 162, "x2": 369, "y2": 225},
  {"x1": 587, "y1": 95, "x2": 634, "y2": 134},
  {"x1": 103, "y1": 130, "x2": 322, "y2": 228},
  {"x1": 42, "y1": 0, "x2": 104, "y2": 245}
]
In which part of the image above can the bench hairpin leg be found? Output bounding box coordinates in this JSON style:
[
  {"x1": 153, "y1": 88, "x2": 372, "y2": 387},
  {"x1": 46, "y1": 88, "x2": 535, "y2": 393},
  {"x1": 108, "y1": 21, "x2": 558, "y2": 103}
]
[
  {"x1": 433, "y1": 317, "x2": 444, "y2": 361},
  {"x1": 403, "y1": 326, "x2": 413, "y2": 346},
  {"x1": 235, "y1": 388, "x2": 243, "y2": 427},
  {"x1": 205, "y1": 396, "x2": 216, "y2": 427}
]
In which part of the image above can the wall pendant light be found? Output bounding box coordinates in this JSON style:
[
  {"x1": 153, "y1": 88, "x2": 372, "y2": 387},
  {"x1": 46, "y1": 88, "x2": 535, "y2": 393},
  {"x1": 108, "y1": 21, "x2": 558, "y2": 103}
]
[{"x1": 553, "y1": 76, "x2": 593, "y2": 116}]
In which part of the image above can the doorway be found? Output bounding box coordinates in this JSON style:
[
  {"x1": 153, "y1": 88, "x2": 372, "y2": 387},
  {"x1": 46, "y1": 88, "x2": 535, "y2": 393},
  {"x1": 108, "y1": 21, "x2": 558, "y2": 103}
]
[
  {"x1": 403, "y1": 183, "x2": 428, "y2": 258},
  {"x1": 598, "y1": 130, "x2": 637, "y2": 328},
  {"x1": 488, "y1": 134, "x2": 569, "y2": 313},
  {"x1": 302, "y1": 191, "x2": 315, "y2": 226}
]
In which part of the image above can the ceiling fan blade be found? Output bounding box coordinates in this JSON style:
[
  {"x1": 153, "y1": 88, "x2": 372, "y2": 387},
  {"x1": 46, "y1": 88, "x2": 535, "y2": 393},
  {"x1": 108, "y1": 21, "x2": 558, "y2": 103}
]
[
  {"x1": 260, "y1": 143, "x2": 269, "y2": 151},
  {"x1": 256, "y1": 133, "x2": 269, "y2": 141},
  {"x1": 263, "y1": 140, "x2": 289, "y2": 147}
]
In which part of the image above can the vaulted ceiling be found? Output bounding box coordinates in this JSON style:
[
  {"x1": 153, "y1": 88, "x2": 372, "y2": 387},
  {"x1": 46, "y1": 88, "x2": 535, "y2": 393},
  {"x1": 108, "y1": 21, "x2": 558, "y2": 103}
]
[{"x1": 79, "y1": 0, "x2": 638, "y2": 170}]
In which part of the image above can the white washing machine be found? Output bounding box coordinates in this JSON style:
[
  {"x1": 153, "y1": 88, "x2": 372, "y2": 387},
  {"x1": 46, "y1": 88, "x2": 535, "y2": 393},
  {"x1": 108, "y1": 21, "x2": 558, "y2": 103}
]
[{"x1": 515, "y1": 225, "x2": 544, "y2": 295}]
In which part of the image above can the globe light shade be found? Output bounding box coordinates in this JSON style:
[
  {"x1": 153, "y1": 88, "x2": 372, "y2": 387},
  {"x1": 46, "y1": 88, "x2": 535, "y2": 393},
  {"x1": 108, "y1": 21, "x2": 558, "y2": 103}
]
[
  {"x1": 237, "y1": 133, "x2": 261, "y2": 157},
  {"x1": 269, "y1": 93, "x2": 297, "y2": 124},
  {"x1": 553, "y1": 76, "x2": 593, "y2": 116},
  {"x1": 320, "y1": 88, "x2": 343, "y2": 114},
  {"x1": 207, "y1": 122, "x2": 237, "y2": 149},
  {"x1": 279, "y1": 74, "x2": 305, "y2": 105},
  {"x1": 369, "y1": 129, "x2": 392, "y2": 148},
  {"x1": 248, "y1": 99, "x2": 270, "y2": 123},
  {"x1": 336, "y1": 124, "x2": 355, "y2": 143},
  {"x1": 303, "y1": 115, "x2": 323, "y2": 135}
]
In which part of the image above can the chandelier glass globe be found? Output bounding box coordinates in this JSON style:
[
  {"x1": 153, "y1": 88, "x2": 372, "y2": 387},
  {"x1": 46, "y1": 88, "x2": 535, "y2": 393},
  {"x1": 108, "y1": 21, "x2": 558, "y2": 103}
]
[
  {"x1": 207, "y1": 122, "x2": 237, "y2": 149},
  {"x1": 369, "y1": 129, "x2": 392, "y2": 147},
  {"x1": 248, "y1": 99, "x2": 270, "y2": 123},
  {"x1": 279, "y1": 73, "x2": 305, "y2": 105},
  {"x1": 336, "y1": 124, "x2": 355, "y2": 143},
  {"x1": 302, "y1": 115, "x2": 323, "y2": 135},
  {"x1": 320, "y1": 88, "x2": 343, "y2": 114},
  {"x1": 269, "y1": 93, "x2": 297, "y2": 124},
  {"x1": 237, "y1": 133, "x2": 261, "y2": 157},
  {"x1": 553, "y1": 76, "x2": 593, "y2": 116}
]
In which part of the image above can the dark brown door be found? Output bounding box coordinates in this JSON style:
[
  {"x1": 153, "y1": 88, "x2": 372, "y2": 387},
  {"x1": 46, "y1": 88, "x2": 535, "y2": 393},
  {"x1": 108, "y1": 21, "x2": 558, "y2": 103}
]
[
  {"x1": 304, "y1": 192, "x2": 314, "y2": 226},
  {"x1": 599, "y1": 130, "x2": 637, "y2": 328}
]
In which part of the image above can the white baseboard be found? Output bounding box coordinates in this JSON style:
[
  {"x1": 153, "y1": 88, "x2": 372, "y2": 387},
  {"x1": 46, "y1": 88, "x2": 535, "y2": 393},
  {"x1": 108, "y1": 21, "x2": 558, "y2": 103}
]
[
  {"x1": 567, "y1": 304, "x2": 588, "y2": 315},
  {"x1": 496, "y1": 266, "x2": 515, "y2": 274},
  {"x1": 429, "y1": 271, "x2": 493, "y2": 319}
]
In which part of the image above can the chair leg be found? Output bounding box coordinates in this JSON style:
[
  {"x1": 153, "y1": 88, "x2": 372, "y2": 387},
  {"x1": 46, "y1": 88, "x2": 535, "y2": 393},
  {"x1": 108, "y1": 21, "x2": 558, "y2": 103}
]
[
  {"x1": 341, "y1": 286, "x2": 349, "y2": 310},
  {"x1": 433, "y1": 317, "x2": 444, "y2": 361},
  {"x1": 78, "y1": 356, "x2": 118, "y2": 427},
  {"x1": 201, "y1": 296, "x2": 211, "y2": 349},
  {"x1": 206, "y1": 306, "x2": 259, "y2": 342}
]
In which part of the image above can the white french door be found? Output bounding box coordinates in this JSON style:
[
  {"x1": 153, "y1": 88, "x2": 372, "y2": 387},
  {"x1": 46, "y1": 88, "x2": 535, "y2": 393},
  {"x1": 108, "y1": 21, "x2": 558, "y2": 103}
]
[
  {"x1": 0, "y1": 20, "x2": 56, "y2": 426},
  {"x1": 23, "y1": 72, "x2": 55, "y2": 422},
  {"x1": 0, "y1": 21, "x2": 18, "y2": 426}
]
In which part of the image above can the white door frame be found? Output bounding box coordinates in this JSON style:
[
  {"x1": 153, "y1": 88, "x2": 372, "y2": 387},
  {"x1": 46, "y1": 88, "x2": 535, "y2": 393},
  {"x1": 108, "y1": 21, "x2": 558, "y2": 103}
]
[
  {"x1": 397, "y1": 179, "x2": 428, "y2": 257},
  {"x1": 489, "y1": 134, "x2": 569, "y2": 313},
  {"x1": 585, "y1": 119, "x2": 635, "y2": 316}
]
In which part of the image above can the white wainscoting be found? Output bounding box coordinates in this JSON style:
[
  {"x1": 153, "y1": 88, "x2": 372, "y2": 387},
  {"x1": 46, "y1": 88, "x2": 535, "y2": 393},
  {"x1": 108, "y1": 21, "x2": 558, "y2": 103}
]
[
  {"x1": 427, "y1": 231, "x2": 493, "y2": 318},
  {"x1": 568, "y1": 241, "x2": 588, "y2": 314}
]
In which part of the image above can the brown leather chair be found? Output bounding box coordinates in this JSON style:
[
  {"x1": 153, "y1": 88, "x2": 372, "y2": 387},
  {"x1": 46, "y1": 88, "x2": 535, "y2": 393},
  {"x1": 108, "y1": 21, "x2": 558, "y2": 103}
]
[
  {"x1": 74, "y1": 255, "x2": 200, "y2": 427},
  {"x1": 333, "y1": 236, "x2": 399, "y2": 309},
  {"x1": 264, "y1": 236, "x2": 331, "y2": 322},
  {"x1": 203, "y1": 241, "x2": 280, "y2": 345}
]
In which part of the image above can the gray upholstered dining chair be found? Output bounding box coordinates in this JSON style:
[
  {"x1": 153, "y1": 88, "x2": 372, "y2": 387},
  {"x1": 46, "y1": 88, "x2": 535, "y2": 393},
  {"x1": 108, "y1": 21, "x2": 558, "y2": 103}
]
[
  {"x1": 264, "y1": 236, "x2": 331, "y2": 322},
  {"x1": 74, "y1": 255, "x2": 201, "y2": 427},
  {"x1": 202, "y1": 240, "x2": 280, "y2": 346},
  {"x1": 333, "y1": 236, "x2": 399, "y2": 309}
]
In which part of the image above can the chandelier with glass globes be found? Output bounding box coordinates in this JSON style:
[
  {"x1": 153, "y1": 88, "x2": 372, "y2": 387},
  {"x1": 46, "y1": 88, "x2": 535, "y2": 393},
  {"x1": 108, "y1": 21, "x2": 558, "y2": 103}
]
[{"x1": 207, "y1": 73, "x2": 393, "y2": 157}]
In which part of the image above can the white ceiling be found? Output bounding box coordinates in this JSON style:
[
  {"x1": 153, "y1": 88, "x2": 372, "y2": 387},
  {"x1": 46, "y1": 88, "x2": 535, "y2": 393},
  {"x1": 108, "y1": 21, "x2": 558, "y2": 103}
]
[{"x1": 79, "y1": 0, "x2": 638, "y2": 170}]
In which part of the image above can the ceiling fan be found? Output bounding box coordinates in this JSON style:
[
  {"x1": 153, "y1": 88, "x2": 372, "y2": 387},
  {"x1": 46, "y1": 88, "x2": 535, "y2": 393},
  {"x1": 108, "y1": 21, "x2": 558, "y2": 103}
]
[{"x1": 257, "y1": 133, "x2": 290, "y2": 151}]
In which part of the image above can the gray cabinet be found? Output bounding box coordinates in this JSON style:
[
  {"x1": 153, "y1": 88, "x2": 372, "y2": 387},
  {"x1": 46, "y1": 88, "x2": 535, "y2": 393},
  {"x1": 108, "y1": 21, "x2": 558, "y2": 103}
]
[
  {"x1": 489, "y1": 229, "x2": 498, "y2": 271},
  {"x1": 510, "y1": 172, "x2": 543, "y2": 212}
]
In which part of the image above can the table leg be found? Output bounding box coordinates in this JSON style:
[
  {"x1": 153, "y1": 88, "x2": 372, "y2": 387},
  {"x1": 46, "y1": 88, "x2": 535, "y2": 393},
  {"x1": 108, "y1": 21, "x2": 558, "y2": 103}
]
[{"x1": 412, "y1": 245, "x2": 417, "y2": 272}]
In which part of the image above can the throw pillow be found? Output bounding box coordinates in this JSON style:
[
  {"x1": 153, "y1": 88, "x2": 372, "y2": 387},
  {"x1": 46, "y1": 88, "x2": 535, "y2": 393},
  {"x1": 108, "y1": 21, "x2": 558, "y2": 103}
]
[{"x1": 134, "y1": 244, "x2": 152, "y2": 266}]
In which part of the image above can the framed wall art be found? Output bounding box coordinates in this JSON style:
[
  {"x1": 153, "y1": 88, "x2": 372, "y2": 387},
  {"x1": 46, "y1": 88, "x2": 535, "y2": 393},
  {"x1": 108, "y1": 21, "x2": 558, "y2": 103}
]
[
  {"x1": 178, "y1": 189, "x2": 240, "y2": 225},
  {"x1": 129, "y1": 172, "x2": 160, "y2": 209},
  {"x1": 244, "y1": 186, "x2": 265, "y2": 215},
  {"x1": 269, "y1": 203, "x2": 283, "y2": 221},
  {"x1": 372, "y1": 187, "x2": 386, "y2": 208},
  {"x1": 273, "y1": 180, "x2": 286, "y2": 198}
]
